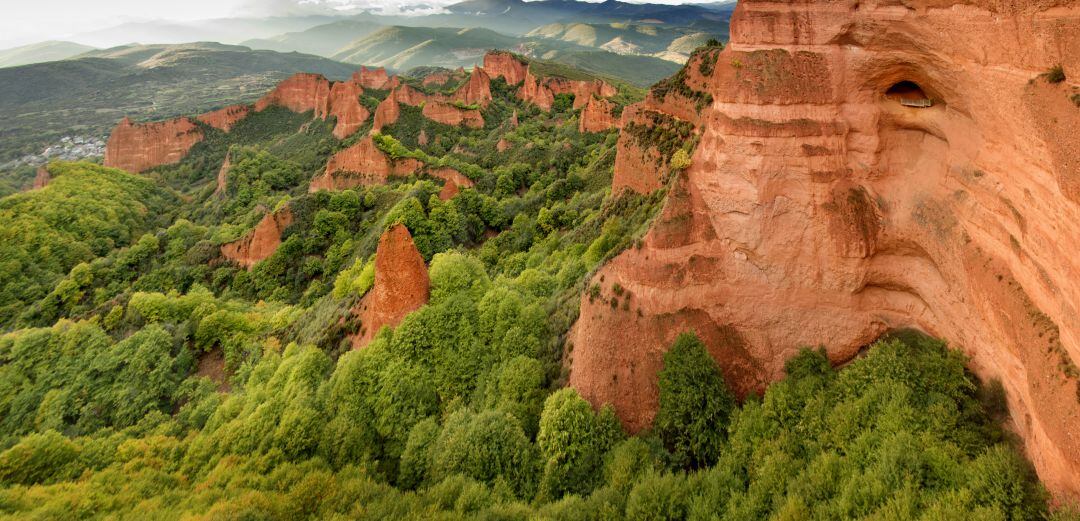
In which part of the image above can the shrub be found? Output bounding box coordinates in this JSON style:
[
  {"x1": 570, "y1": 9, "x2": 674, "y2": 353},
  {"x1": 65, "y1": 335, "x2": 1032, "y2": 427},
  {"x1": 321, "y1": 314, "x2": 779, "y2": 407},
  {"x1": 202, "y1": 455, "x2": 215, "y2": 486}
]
[
  {"x1": 536, "y1": 388, "x2": 624, "y2": 500},
  {"x1": 1045, "y1": 64, "x2": 1066, "y2": 83},
  {"x1": 654, "y1": 332, "x2": 735, "y2": 469}
]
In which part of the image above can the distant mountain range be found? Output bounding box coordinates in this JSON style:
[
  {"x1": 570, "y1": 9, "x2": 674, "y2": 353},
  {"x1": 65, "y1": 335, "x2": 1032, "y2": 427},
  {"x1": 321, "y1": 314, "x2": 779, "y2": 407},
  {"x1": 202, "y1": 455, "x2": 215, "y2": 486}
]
[{"x1": 0, "y1": 41, "x2": 97, "y2": 68}]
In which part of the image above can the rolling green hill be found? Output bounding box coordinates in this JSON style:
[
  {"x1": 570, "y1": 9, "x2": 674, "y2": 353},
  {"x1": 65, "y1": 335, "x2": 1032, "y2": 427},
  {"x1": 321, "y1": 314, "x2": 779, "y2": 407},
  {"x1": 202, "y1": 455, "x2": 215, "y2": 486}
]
[
  {"x1": 0, "y1": 43, "x2": 356, "y2": 164},
  {"x1": 0, "y1": 41, "x2": 97, "y2": 69},
  {"x1": 331, "y1": 26, "x2": 519, "y2": 69},
  {"x1": 526, "y1": 22, "x2": 725, "y2": 63},
  {"x1": 241, "y1": 20, "x2": 386, "y2": 58}
]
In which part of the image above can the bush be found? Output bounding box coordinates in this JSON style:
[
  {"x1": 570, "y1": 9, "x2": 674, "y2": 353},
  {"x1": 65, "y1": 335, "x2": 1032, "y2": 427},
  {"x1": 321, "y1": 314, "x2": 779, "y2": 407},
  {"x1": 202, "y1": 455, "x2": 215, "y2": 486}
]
[
  {"x1": 536, "y1": 388, "x2": 624, "y2": 500},
  {"x1": 654, "y1": 332, "x2": 735, "y2": 469},
  {"x1": 1045, "y1": 64, "x2": 1066, "y2": 83}
]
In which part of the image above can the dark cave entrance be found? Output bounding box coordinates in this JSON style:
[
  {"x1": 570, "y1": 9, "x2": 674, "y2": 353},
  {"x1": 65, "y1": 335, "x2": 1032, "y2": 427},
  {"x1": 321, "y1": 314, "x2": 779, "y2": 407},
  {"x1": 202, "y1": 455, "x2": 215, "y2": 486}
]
[{"x1": 885, "y1": 81, "x2": 933, "y2": 108}]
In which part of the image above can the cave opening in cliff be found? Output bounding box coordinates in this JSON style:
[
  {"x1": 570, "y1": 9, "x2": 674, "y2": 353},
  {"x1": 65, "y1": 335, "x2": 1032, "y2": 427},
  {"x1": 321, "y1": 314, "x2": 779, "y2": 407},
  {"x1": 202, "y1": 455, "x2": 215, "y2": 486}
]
[{"x1": 885, "y1": 81, "x2": 932, "y2": 108}]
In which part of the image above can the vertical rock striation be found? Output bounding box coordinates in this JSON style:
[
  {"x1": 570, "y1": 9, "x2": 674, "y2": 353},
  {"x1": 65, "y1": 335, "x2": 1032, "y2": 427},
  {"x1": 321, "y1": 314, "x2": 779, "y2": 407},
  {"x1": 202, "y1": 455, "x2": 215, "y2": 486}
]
[{"x1": 104, "y1": 116, "x2": 204, "y2": 173}]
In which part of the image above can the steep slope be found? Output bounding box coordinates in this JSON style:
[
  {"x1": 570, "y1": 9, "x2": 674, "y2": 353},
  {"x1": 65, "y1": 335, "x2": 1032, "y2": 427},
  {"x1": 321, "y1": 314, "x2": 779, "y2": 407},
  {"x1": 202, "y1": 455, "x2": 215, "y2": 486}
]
[
  {"x1": 570, "y1": 0, "x2": 1080, "y2": 499},
  {"x1": 331, "y1": 26, "x2": 517, "y2": 69},
  {"x1": 0, "y1": 41, "x2": 96, "y2": 68}
]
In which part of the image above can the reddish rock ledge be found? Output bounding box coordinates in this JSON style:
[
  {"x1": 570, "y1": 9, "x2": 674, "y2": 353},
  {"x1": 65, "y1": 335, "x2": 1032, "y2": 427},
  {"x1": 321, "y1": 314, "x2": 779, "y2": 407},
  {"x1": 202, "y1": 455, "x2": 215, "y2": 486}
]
[
  {"x1": 104, "y1": 116, "x2": 204, "y2": 173},
  {"x1": 220, "y1": 206, "x2": 294, "y2": 269},
  {"x1": 579, "y1": 96, "x2": 620, "y2": 133},
  {"x1": 254, "y1": 72, "x2": 370, "y2": 139},
  {"x1": 351, "y1": 223, "x2": 430, "y2": 348}
]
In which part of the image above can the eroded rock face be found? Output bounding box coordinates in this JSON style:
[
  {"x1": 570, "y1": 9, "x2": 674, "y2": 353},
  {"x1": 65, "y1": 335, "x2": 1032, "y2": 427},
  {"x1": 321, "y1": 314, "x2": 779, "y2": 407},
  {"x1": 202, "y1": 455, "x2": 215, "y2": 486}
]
[
  {"x1": 372, "y1": 91, "x2": 401, "y2": 132},
  {"x1": 254, "y1": 73, "x2": 369, "y2": 139},
  {"x1": 311, "y1": 136, "x2": 423, "y2": 191},
  {"x1": 197, "y1": 104, "x2": 251, "y2": 132},
  {"x1": 484, "y1": 51, "x2": 528, "y2": 86},
  {"x1": 579, "y1": 96, "x2": 620, "y2": 133},
  {"x1": 422, "y1": 100, "x2": 485, "y2": 128},
  {"x1": 571, "y1": 0, "x2": 1080, "y2": 498},
  {"x1": 354, "y1": 66, "x2": 393, "y2": 90},
  {"x1": 351, "y1": 223, "x2": 430, "y2": 348},
  {"x1": 32, "y1": 166, "x2": 50, "y2": 190},
  {"x1": 452, "y1": 67, "x2": 493, "y2": 107},
  {"x1": 518, "y1": 69, "x2": 555, "y2": 111},
  {"x1": 104, "y1": 116, "x2": 204, "y2": 173},
  {"x1": 546, "y1": 77, "x2": 617, "y2": 109},
  {"x1": 220, "y1": 206, "x2": 294, "y2": 269},
  {"x1": 429, "y1": 166, "x2": 475, "y2": 200},
  {"x1": 214, "y1": 152, "x2": 231, "y2": 196}
]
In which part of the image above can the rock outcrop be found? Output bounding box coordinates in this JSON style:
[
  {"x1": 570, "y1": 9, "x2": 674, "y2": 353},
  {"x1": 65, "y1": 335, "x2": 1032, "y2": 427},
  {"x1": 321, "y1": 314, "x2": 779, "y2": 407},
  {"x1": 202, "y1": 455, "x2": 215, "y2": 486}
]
[
  {"x1": 546, "y1": 77, "x2": 617, "y2": 109},
  {"x1": 422, "y1": 100, "x2": 485, "y2": 128},
  {"x1": 214, "y1": 152, "x2": 231, "y2": 196},
  {"x1": 429, "y1": 166, "x2": 475, "y2": 201},
  {"x1": 354, "y1": 66, "x2": 393, "y2": 90},
  {"x1": 579, "y1": 96, "x2": 620, "y2": 133},
  {"x1": 351, "y1": 224, "x2": 430, "y2": 348},
  {"x1": 197, "y1": 104, "x2": 251, "y2": 132},
  {"x1": 451, "y1": 67, "x2": 493, "y2": 107},
  {"x1": 32, "y1": 166, "x2": 50, "y2": 190},
  {"x1": 311, "y1": 136, "x2": 423, "y2": 191},
  {"x1": 518, "y1": 69, "x2": 555, "y2": 111},
  {"x1": 484, "y1": 51, "x2": 528, "y2": 86},
  {"x1": 220, "y1": 206, "x2": 293, "y2": 269},
  {"x1": 570, "y1": 0, "x2": 1080, "y2": 498},
  {"x1": 104, "y1": 116, "x2": 204, "y2": 173},
  {"x1": 254, "y1": 73, "x2": 369, "y2": 139},
  {"x1": 372, "y1": 91, "x2": 401, "y2": 132}
]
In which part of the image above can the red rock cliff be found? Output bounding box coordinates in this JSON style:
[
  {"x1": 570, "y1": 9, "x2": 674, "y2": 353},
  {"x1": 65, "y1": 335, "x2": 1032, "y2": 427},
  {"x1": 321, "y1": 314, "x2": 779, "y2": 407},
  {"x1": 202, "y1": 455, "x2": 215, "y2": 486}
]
[
  {"x1": 254, "y1": 73, "x2": 369, "y2": 139},
  {"x1": 220, "y1": 206, "x2": 294, "y2": 269},
  {"x1": 354, "y1": 66, "x2": 393, "y2": 90},
  {"x1": 197, "y1": 104, "x2": 251, "y2": 132},
  {"x1": 571, "y1": 0, "x2": 1080, "y2": 498},
  {"x1": 422, "y1": 100, "x2": 485, "y2": 128},
  {"x1": 452, "y1": 67, "x2": 493, "y2": 107},
  {"x1": 579, "y1": 96, "x2": 620, "y2": 133},
  {"x1": 104, "y1": 116, "x2": 204, "y2": 173},
  {"x1": 351, "y1": 223, "x2": 430, "y2": 348},
  {"x1": 311, "y1": 136, "x2": 423, "y2": 191},
  {"x1": 484, "y1": 51, "x2": 528, "y2": 86}
]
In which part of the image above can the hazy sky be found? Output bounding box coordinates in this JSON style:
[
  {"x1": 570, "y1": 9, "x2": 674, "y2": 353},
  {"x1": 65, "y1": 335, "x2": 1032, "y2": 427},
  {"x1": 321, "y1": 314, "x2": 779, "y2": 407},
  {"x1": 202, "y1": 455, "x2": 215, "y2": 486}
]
[{"x1": 1, "y1": 0, "x2": 728, "y2": 48}]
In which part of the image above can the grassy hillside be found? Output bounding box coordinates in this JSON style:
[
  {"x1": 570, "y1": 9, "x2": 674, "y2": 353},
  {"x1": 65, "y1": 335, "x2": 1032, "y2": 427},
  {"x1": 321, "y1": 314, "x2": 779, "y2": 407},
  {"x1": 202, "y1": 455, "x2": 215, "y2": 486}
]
[
  {"x1": 0, "y1": 43, "x2": 357, "y2": 164},
  {"x1": 527, "y1": 22, "x2": 726, "y2": 63},
  {"x1": 332, "y1": 26, "x2": 519, "y2": 69},
  {"x1": 0, "y1": 41, "x2": 96, "y2": 69},
  {"x1": 241, "y1": 20, "x2": 385, "y2": 57},
  {"x1": 0, "y1": 162, "x2": 178, "y2": 327}
]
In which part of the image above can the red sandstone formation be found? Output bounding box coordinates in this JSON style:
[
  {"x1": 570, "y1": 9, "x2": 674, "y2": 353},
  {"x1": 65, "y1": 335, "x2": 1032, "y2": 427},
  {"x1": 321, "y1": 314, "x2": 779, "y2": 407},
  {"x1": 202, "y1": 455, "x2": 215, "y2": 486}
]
[
  {"x1": 579, "y1": 96, "x2": 619, "y2": 133},
  {"x1": 104, "y1": 116, "x2": 204, "y2": 173},
  {"x1": 394, "y1": 84, "x2": 428, "y2": 106},
  {"x1": 571, "y1": 0, "x2": 1080, "y2": 499},
  {"x1": 509, "y1": 110, "x2": 519, "y2": 128},
  {"x1": 497, "y1": 138, "x2": 512, "y2": 152},
  {"x1": 452, "y1": 67, "x2": 493, "y2": 107},
  {"x1": 429, "y1": 166, "x2": 474, "y2": 201},
  {"x1": 484, "y1": 51, "x2": 528, "y2": 86},
  {"x1": 418, "y1": 129, "x2": 429, "y2": 146},
  {"x1": 220, "y1": 206, "x2": 293, "y2": 269},
  {"x1": 372, "y1": 91, "x2": 401, "y2": 132},
  {"x1": 311, "y1": 136, "x2": 423, "y2": 191},
  {"x1": 547, "y1": 77, "x2": 617, "y2": 109},
  {"x1": 351, "y1": 224, "x2": 430, "y2": 348},
  {"x1": 422, "y1": 100, "x2": 484, "y2": 128},
  {"x1": 422, "y1": 70, "x2": 451, "y2": 87},
  {"x1": 518, "y1": 69, "x2": 555, "y2": 111},
  {"x1": 254, "y1": 73, "x2": 369, "y2": 139},
  {"x1": 32, "y1": 166, "x2": 50, "y2": 190},
  {"x1": 214, "y1": 153, "x2": 231, "y2": 196},
  {"x1": 197, "y1": 104, "x2": 251, "y2": 132},
  {"x1": 354, "y1": 66, "x2": 393, "y2": 90}
]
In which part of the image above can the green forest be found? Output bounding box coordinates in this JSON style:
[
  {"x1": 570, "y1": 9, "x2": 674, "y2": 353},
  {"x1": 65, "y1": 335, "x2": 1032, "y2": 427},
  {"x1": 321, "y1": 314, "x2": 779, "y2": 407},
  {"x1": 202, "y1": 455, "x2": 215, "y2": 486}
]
[{"x1": 0, "y1": 55, "x2": 1070, "y2": 520}]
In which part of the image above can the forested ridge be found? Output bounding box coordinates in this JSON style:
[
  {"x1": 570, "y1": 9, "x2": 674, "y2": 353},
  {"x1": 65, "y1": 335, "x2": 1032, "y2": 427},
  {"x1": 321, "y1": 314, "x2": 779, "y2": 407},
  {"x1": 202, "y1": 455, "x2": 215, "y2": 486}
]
[{"x1": 0, "y1": 55, "x2": 1069, "y2": 520}]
